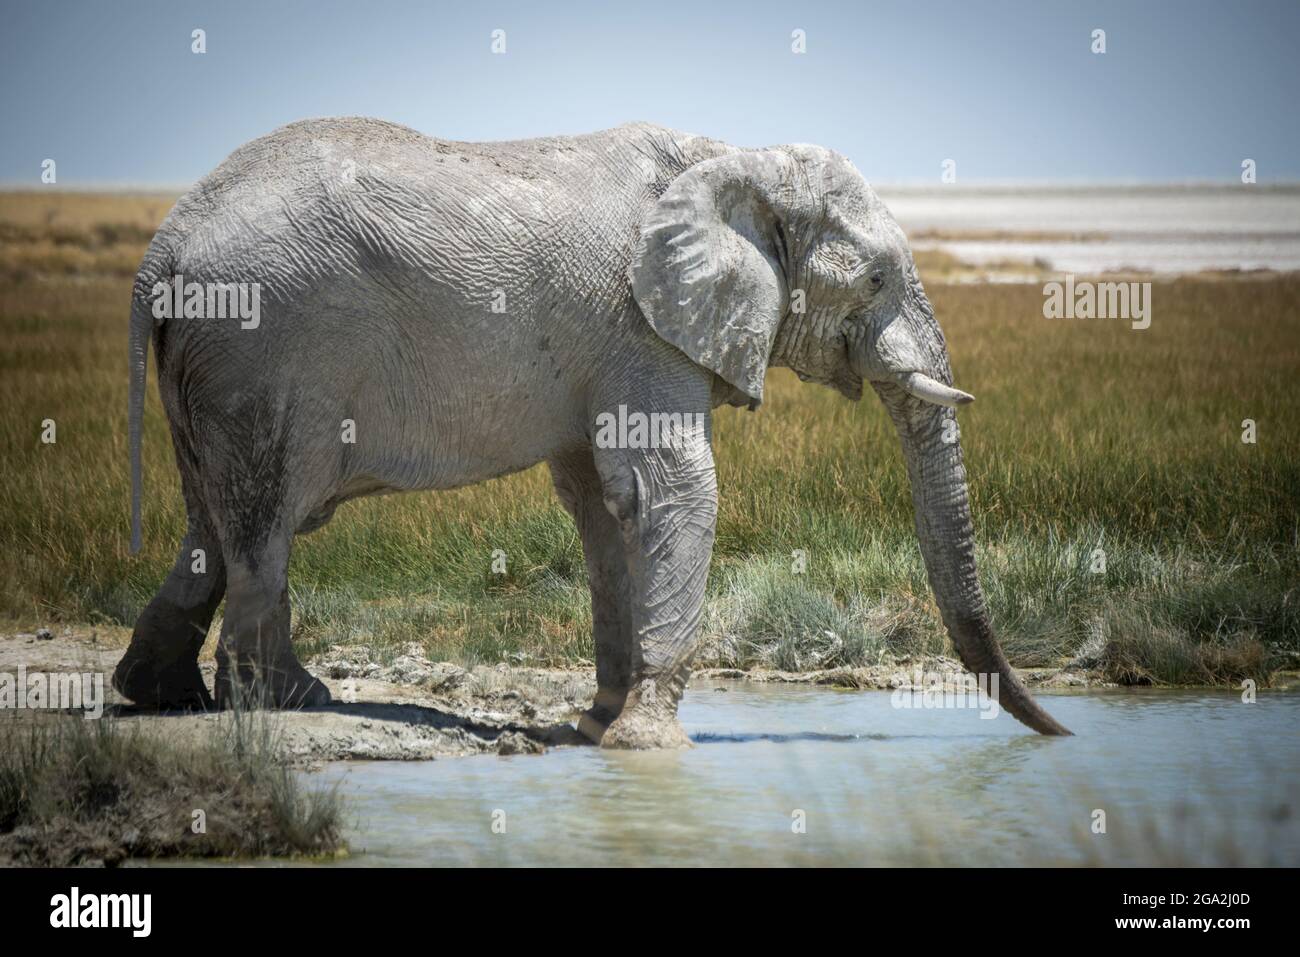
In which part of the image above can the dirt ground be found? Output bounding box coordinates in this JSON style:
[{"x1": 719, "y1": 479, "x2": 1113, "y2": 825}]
[{"x1": 0, "y1": 628, "x2": 593, "y2": 760}]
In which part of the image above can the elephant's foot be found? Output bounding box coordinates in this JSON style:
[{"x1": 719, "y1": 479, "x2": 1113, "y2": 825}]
[
  {"x1": 600, "y1": 710, "x2": 692, "y2": 750},
  {"x1": 576, "y1": 686, "x2": 629, "y2": 744},
  {"x1": 596, "y1": 681, "x2": 691, "y2": 750},
  {"x1": 113, "y1": 594, "x2": 218, "y2": 710},
  {"x1": 112, "y1": 648, "x2": 213, "y2": 711},
  {"x1": 214, "y1": 659, "x2": 332, "y2": 710}
]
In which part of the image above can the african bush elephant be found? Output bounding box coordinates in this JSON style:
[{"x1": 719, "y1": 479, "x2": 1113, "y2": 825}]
[{"x1": 116, "y1": 118, "x2": 1070, "y2": 745}]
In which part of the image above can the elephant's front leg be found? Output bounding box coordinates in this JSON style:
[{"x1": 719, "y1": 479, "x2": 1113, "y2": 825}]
[{"x1": 592, "y1": 416, "x2": 717, "y2": 750}]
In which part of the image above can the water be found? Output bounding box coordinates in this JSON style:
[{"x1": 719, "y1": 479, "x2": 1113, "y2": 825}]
[
  {"x1": 876, "y1": 185, "x2": 1300, "y2": 273},
  {"x1": 312, "y1": 684, "x2": 1300, "y2": 866}
]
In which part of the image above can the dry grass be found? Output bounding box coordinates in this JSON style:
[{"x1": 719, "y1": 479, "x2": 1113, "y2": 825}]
[
  {"x1": 1, "y1": 192, "x2": 1297, "y2": 684},
  {"x1": 0, "y1": 708, "x2": 344, "y2": 866},
  {"x1": 0, "y1": 192, "x2": 176, "y2": 281}
]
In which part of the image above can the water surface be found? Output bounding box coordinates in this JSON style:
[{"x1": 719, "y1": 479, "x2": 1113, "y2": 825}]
[{"x1": 314, "y1": 684, "x2": 1300, "y2": 866}]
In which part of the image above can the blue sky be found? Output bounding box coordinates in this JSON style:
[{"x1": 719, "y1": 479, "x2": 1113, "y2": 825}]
[{"x1": 2, "y1": 0, "x2": 1297, "y2": 186}]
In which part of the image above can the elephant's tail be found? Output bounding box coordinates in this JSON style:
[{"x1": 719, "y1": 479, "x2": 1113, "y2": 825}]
[{"x1": 128, "y1": 267, "x2": 162, "y2": 554}]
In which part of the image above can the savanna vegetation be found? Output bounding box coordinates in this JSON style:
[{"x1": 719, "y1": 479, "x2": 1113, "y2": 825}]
[
  {"x1": 2, "y1": 191, "x2": 1297, "y2": 686},
  {"x1": 0, "y1": 707, "x2": 344, "y2": 865}
]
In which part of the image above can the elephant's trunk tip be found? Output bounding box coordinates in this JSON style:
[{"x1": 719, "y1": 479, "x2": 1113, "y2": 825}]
[
  {"x1": 1009, "y1": 693, "x2": 1073, "y2": 736},
  {"x1": 980, "y1": 648, "x2": 1073, "y2": 735}
]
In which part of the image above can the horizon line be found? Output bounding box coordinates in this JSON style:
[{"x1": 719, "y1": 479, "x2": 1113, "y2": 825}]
[{"x1": 4, "y1": 179, "x2": 1300, "y2": 194}]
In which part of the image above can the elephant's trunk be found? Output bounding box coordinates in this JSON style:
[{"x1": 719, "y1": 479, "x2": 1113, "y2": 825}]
[
  {"x1": 886, "y1": 396, "x2": 1071, "y2": 735},
  {"x1": 853, "y1": 273, "x2": 1070, "y2": 735}
]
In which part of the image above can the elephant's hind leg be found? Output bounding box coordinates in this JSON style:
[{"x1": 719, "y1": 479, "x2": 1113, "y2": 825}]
[
  {"x1": 212, "y1": 528, "x2": 330, "y2": 710},
  {"x1": 549, "y1": 449, "x2": 635, "y2": 743},
  {"x1": 113, "y1": 498, "x2": 225, "y2": 710}
]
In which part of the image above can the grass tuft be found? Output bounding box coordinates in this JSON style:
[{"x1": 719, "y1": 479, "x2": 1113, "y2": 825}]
[{"x1": 0, "y1": 708, "x2": 344, "y2": 866}]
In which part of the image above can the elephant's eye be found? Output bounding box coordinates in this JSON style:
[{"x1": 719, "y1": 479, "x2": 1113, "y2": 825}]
[{"x1": 869, "y1": 273, "x2": 885, "y2": 292}]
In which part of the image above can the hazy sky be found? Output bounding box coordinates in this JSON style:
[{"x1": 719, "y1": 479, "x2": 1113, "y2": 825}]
[{"x1": 2, "y1": 0, "x2": 1297, "y2": 186}]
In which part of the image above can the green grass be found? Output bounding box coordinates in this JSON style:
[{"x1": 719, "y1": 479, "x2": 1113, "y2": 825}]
[
  {"x1": 2, "y1": 192, "x2": 1298, "y2": 685},
  {"x1": 696, "y1": 534, "x2": 1296, "y2": 684}
]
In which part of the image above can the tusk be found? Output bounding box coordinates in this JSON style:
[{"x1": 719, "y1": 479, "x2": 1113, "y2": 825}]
[{"x1": 899, "y1": 372, "x2": 975, "y2": 408}]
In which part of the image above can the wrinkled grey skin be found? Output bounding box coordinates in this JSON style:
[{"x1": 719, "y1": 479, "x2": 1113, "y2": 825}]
[{"x1": 117, "y1": 118, "x2": 1069, "y2": 744}]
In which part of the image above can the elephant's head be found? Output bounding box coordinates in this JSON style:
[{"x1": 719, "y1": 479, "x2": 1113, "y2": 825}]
[{"x1": 629, "y1": 145, "x2": 1070, "y2": 735}]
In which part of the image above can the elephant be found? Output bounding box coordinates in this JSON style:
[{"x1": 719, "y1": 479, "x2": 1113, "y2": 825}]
[{"x1": 115, "y1": 117, "x2": 1070, "y2": 745}]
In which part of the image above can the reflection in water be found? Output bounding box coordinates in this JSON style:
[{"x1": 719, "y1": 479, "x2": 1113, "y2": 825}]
[{"x1": 308, "y1": 684, "x2": 1299, "y2": 866}]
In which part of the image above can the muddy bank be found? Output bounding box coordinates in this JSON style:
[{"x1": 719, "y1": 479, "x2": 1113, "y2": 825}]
[
  {"x1": 0, "y1": 628, "x2": 1131, "y2": 766},
  {"x1": 8, "y1": 628, "x2": 1294, "y2": 766},
  {"x1": 0, "y1": 631, "x2": 592, "y2": 762}
]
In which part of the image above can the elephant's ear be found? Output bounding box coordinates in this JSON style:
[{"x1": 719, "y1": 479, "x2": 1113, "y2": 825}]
[{"x1": 628, "y1": 151, "x2": 793, "y2": 404}]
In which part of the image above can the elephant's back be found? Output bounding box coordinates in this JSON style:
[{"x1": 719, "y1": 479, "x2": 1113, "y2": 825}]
[
  {"x1": 137, "y1": 116, "x2": 728, "y2": 374},
  {"x1": 175, "y1": 115, "x2": 673, "y2": 218},
  {"x1": 155, "y1": 119, "x2": 444, "y2": 294},
  {"x1": 154, "y1": 118, "x2": 630, "y2": 300}
]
